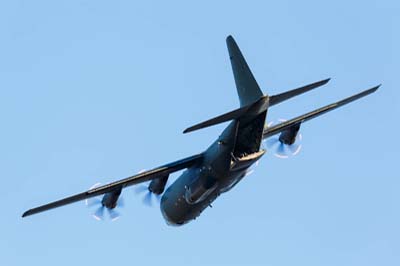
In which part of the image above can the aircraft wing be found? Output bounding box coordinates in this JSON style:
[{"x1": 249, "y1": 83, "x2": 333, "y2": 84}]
[
  {"x1": 263, "y1": 85, "x2": 380, "y2": 139},
  {"x1": 22, "y1": 153, "x2": 203, "y2": 217}
]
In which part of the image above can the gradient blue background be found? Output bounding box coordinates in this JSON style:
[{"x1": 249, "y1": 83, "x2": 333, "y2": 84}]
[{"x1": 1, "y1": 1, "x2": 398, "y2": 265}]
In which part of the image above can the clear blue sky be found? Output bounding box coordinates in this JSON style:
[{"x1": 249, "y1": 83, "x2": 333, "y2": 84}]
[{"x1": 1, "y1": 1, "x2": 398, "y2": 265}]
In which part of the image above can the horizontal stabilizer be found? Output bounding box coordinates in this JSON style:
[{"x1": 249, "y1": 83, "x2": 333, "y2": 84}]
[
  {"x1": 183, "y1": 104, "x2": 252, "y2": 133},
  {"x1": 269, "y1": 78, "x2": 331, "y2": 106},
  {"x1": 183, "y1": 96, "x2": 270, "y2": 134},
  {"x1": 263, "y1": 85, "x2": 380, "y2": 139}
]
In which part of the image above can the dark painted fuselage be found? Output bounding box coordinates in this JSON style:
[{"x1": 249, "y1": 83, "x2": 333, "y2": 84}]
[{"x1": 160, "y1": 110, "x2": 267, "y2": 225}]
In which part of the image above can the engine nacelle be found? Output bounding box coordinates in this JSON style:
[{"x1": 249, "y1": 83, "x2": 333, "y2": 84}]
[
  {"x1": 101, "y1": 187, "x2": 122, "y2": 209},
  {"x1": 149, "y1": 175, "x2": 169, "y2": 195},
  {"x1": 279, "y1": 123, "x2": 300, "y2": 145},
  {"x1": 185, "y1": 175, "x2": 218, "y2": 205}
]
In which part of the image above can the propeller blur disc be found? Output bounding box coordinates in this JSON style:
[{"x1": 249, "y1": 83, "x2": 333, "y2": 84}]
[
  {"x1": 86, "y1": 182, "x2": 124, "y2": 221},
  {"x1": 135, "y1": 183, "x2": 161, "y2": 207},
  {"x1": 93, "y1": 206, "x2": 105, "y2": 221},
  {"x1": 108, "y1": 209, "x2": 120, "y2": 221},
  {"x1": 264, "y1": 118, "x2": 303, "y2": 159}
]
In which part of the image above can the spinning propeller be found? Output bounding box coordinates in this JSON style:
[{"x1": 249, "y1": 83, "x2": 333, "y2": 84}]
[
  {"x1": 243, "y1": 160, "x2": 260, "y2": 177},
  {"x1": 134, "y1": 184, "x2": 162, "y2": 207},
  {"x1": 264, "y1": 119, "x2": 303, "y2": 159},
  {"x1": 85, "y1": 183, "x2": 124, "y2": 221},
  {"x1": 134, "y1": 170, "x2": 169, "y2": 207}
]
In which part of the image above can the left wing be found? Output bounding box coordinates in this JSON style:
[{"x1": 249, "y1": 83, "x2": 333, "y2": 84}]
[{"x1": 22, "y1": 153, "x2": 203, "y2": 217}]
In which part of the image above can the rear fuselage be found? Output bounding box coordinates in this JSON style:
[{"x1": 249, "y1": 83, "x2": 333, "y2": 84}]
[{"x1": 160, "y1": 111, "x2": 267, "y2": 225}]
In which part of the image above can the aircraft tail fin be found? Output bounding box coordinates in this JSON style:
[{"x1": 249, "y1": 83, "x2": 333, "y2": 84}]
[
  {"x1": 269, "y1": 78, "x2": 331, "y2": 106},
  {"x1": 227, "y1": 35, "x2": 264, "y2": 107},
  {"x1": 183, "y1": 36, "x2": 267, "y2": 134}
]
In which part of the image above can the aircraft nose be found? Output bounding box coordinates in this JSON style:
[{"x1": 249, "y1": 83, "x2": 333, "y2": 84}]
[
  {"x1": 160, "y1": 193, "x2": 187, "y2": 226},
  {"x1": 160, "y1": 207, "x2": 184, "y2": 226}
]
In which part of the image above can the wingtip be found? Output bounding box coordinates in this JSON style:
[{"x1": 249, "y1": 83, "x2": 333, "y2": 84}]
[
  {"x1": 369, "y1": 84, "x2": 381, "y2": 93},
  {"x1": 318, "y1": 78, "x2": 331, "y2": 86},
  {"x1": 22, "y1": 208, "x2": 36, "y2": 218},
  {"x1": 183, "y1": 127, "x2": 194, "y2": 134}
]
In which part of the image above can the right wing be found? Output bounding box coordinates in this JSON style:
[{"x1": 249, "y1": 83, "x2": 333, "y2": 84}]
[
  {"x1": 263, "y1": 85, "x2": 380, "y2": 139},
  {"x1": 22, "y1": 153, "x2": 203, "y2": 217}
]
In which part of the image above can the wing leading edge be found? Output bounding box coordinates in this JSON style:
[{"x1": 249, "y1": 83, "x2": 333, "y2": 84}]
[
  {"x1": 22, "y1": 153, "x2": 203, "y2": 218},
  {"x1": 263, "y1": 85, "x2": 380, "y2": 139}
]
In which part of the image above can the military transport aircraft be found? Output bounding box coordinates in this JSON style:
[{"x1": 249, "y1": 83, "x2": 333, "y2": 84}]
[{"x1": 22, "y1": 36, "x2": 379, "y2": 225}]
